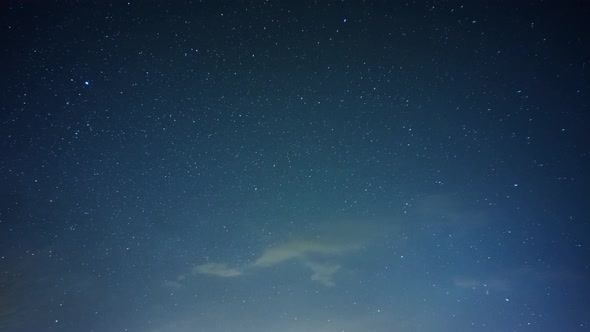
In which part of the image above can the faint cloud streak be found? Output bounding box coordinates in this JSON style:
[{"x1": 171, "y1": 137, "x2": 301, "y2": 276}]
[
  {"x1": 306, "y1": 261, "x2": 341, "y2": 287},
  {"x1": 194, "y1": 263, "x2": 243, "y2": 277},
  {"x1": 253, "y1": 239, "x2": 358, "y2": 267},
  {"x1": 174, "y1": 219, "x2": 390, "y2": 287}
]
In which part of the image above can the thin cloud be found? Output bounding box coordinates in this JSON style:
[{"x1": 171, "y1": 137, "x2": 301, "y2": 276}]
[
  {"x1": 453, "y1": 276, "x2": 510, "y2": 291},
  {"x1": 190, "y1": 239, "x2": 358, "y2": 286},
  {"x1": 194, "y1": 263, "x2": 242, "y2": 277},
  {"x1": 163, "y1": 280, "x2": 184, "y2": 288},
  {"x1": 306, "y1": 261, "x2": 341, "y2": 287},
  {"x1": 163, "y1": 274, "x2": 187, "y2": 288},
  {"x1": 252, "y1": 239, "x2": 357, "y2": 267},
  {"x1": 182, "y1": 220, "x2": 388, "y2": 287},
  {"x1": 250, "y1": 239, "x2": 359, "y2": 286}
]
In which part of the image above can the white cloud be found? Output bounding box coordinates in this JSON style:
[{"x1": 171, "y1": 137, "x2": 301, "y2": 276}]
[
  {"x1": 163, "y1": 280, "x2": 184, "y2": 288},
  {"x1": 194, "y1": 263, "x2": 242, "y2": 277},
  {"x1": 253, "y1": 239, "x2": 357, "y2": 267},
  {"x1": 178, "y1": 220, "x2": 388, "y2": 287},
  {"x1": 247, "y1": 239, "x2": 360, "y2": 286},
  {"x1": 163, "y1": 274, "x2": 187, "y2": 288},
  {"x1": 306, "y1": 261, "x2": 341, "y2": 287}
]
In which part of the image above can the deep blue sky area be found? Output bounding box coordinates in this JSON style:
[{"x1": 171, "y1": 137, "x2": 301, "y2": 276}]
[{"x1": 1, "y1": 1, "x2": 589, "y2": 331}]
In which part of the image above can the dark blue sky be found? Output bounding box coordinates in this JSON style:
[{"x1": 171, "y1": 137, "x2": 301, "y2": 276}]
[{"x1": 1, "y1": 1, "x2": 589, "y2": 331}]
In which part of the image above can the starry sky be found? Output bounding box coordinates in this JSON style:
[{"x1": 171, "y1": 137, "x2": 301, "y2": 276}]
[{"x1": 1, "y1": 1, "x2": 589, "y2": 331}]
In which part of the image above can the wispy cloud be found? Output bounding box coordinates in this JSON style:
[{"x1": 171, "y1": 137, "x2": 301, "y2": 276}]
[
  {"x1": 453, "y1": 276, "x2": 510, "y2": 291},
  {"x1": 171, "y1": 220, "x2": 388, "y2": 287},
  {"x1": 193, "y1": 263, "x2": 242, "y2": 277},
  {"x1": 248, "y1": 239, "x2": 356, "y2": 286},
  {"x1": 189, "y1": 239, "x2": 354, "y2": 286},
  {"x1": 163, "y1": 274, "x2": 187, "y2": 288},
  {"x1": 253, "y1": 239, "x2": 358, "y2": 267},
  {"x1": 306, "y1": 261, "x2": 341, "y2": 287},
  {"x1": 163, "y1": 280, "x2": 184, "y2": 288}
]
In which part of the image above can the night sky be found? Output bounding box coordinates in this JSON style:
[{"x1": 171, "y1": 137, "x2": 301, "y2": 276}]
[{"x1": 1, "y1": 1, "x2": 589, "y2": 331}]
